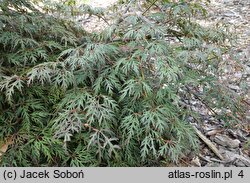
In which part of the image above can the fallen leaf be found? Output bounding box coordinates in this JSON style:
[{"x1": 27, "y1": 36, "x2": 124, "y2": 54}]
[{"x1": 0, "y1": 136, "x2": 14, "y2": 161}]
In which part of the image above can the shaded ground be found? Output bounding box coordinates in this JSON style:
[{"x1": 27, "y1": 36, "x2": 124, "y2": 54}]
[{"x1": 83, "y1": 0, "x2": 118, "y2": 32}]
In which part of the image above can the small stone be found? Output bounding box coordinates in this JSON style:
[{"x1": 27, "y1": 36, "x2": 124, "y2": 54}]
[
  {"x1": 223, "y1": 150, "x2": 250, "y2": 167},
  {"x1": 230, "y1": 139, "x2": 241, "y2": 148},
  {"x1": 234, "y1": 159, "x2": 247, "y2": 167},
  {"x1": 214, "y1": 135, "x2": 240, "y2": 148},
  {"x1": 228, "y1": 85, "x2": 240, "y2": 91},
  {"x1": 206, "y1": 162, "x2": 220, "y2": 167}
]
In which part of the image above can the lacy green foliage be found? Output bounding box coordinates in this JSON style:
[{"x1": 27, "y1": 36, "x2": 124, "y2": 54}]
[{"x1": 0, "y1": 0, "x2": 247, "y2": 166}]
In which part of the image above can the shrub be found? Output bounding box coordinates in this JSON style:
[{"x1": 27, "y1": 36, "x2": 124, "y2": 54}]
[{"x1": 0, "y1": 0, "x2": 246, "y2": 166}]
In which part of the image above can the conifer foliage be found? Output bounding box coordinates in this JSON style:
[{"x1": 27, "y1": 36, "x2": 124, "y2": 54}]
[{"x1": 0, "y1": 0, "x2": 247, "y2": 166}]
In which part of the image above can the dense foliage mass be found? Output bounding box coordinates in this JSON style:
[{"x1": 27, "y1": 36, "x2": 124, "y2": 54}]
[{"x1": 0, "y1": 0, "x2": 247, "y2": 166}]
